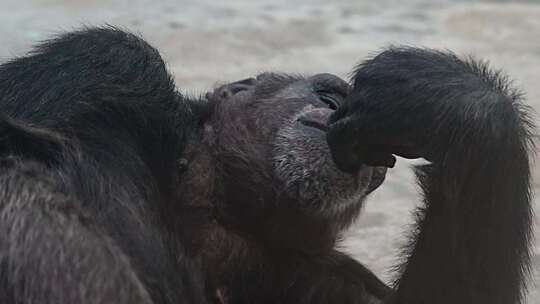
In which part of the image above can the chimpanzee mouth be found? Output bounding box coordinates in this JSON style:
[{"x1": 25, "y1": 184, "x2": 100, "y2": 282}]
[
  {"x1": 293, "y1": 106, "x2": 388, "y2": 194},
  {"x1": 296, "y1": 107, "x2": 333, "y2": 133},
  {"x1": 298, "y1": 118, "x2": 329, "y2": 132}
]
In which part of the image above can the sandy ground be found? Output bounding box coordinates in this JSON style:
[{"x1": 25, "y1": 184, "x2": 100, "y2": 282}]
[{"x1": 0, "y1": 0, "x2": 539, "y2": 302}]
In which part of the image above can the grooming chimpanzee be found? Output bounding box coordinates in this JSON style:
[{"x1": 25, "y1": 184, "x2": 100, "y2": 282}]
[{"x1": 0, "y1": 27, "x2": 534, "y2": 304}]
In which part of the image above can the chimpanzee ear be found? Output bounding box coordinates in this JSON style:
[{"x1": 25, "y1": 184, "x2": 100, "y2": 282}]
[{"x1": 0, "y1": 115, "x2": 67, "y2": 163}]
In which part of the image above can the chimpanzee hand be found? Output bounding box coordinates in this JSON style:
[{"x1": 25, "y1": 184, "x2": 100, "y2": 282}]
[
  {"x1": 326, "y1": 86, "x2": 429, "y2": 173},
  {"x1": 326, "y1": 47, "x2": 507, "y2": 173},
  {"x1": 326, "y1": 47, "x2": 534, "y2": 304}
]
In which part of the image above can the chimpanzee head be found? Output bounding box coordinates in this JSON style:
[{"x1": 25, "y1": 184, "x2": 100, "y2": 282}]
[{"x1": 201, "y1": 73, "x2": 386, "y2": 227}]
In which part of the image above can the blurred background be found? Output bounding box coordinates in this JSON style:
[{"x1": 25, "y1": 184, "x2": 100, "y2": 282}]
[{"x1": 0, "y1": 0, "x2": 538, "y2": 302}]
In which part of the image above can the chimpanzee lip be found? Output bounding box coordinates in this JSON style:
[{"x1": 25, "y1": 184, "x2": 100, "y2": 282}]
[
  {"x1": 296, "y1": 107, "x2": 333, "y2": 132},
  {"x1": 298, "y1": 118, "x2": 329, "y2": 132}
]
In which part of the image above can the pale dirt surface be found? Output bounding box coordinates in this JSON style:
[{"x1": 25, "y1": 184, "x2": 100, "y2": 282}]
[{"x1": 0, "y1": 0, "x2": 539, "y2": 302}]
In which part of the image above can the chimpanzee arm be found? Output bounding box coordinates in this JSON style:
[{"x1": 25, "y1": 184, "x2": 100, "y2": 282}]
[
  {"x1": 0, "y1": 27, "x2": 206, "y2": 304},
  {"x1": 327, "y1": 47, "x2": 535, "y2": 304},
  {"x1": 0, "y1": 158, "x2": 154, "y2": 304}
]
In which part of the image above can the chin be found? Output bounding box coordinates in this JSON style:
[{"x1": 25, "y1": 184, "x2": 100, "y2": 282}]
[{"x1": 271, "y1": 104, "x2": 378, "y2": 216}]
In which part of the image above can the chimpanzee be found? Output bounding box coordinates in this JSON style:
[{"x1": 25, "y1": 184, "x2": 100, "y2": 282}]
[{"x1": 0, "y1": 27, "x2": 534, "y2": 304}]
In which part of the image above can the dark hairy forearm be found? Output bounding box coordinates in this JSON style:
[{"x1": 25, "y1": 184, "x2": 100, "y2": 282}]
[{"x1": 329, "y1": 47, "x2": 535, "y2": 304}]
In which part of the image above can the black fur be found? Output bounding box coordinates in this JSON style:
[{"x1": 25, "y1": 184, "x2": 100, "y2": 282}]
[
  {"x1": 328, "y1": 47, "x2": 535, "y2": 304},
  {"x1": 0, "y1": 27, "x2": 205, "y2": 304},
  {"x1": 0, "y1": 27, "x2": 534, "y2": 304}
]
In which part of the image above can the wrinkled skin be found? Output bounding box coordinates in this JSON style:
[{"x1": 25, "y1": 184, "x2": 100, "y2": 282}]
[{"x1": 206, "y1": 73, "x2": 387, "y2": 217}]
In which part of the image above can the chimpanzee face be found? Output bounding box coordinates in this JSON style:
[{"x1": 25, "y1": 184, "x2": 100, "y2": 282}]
[{"x1": 205, "y1": 73, "x2": 386, "y2": 217}]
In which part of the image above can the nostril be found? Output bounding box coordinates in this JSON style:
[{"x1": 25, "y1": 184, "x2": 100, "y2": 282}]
[{"x1": 317, "y1": 91, "x2": 340, "y2": 110}]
